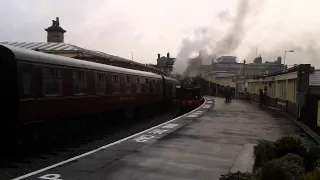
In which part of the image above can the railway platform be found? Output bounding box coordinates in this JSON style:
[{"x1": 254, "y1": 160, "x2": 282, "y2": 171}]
[{"x1": 16, "y1": 96, "x2": 301, "y2": 180}]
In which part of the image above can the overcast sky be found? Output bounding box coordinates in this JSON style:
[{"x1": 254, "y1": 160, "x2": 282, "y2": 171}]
[{"x1": 1, "y1": 0, "x2": 320, "y2": 72}]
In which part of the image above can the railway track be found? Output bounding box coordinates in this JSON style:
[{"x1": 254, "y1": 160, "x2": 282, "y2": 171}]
[{"x1": 0, "y1": 106, "x2": 189, "y2": 180}]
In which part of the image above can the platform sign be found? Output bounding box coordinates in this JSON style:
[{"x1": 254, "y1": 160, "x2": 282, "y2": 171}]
[{"x1": 318, "y1": 101, "x2": 320, "y2": 127}]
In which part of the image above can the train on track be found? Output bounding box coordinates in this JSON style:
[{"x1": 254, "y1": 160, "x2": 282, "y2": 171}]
[
  {"x1": 174, "y1": 81, "x2": 204, "y2": 110},
  {"x1": 0, "y1": 44, "x2": 179, "y2": 150}
]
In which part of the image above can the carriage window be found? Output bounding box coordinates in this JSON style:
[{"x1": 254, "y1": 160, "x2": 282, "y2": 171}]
[
  {"x1": 125, "y1": 76, "x2": 132, "y2": 93},
  {"x1": 96, "y1": 73, "x2": 106, "y2": 95},
  {"x1": 43, "y1": 68, "x2": 62, "y2": 96},
  {"x1": 136, "y1": 78, "x2": 141, "y2": 93},
  {"x1": 22, "y1": 72, "x2": 31, "y2": 94},
  {"x1": 142, "y1": 79, "x2": 149, "y2": 93},
  {"x1": 112, "y1": 75, "x2": 120, "y2": 94},
  {"x1": 73, "y1": 71, "x2": 87, "y2": 95},
  {"x1": 149, "y1": 79, "x2": 156, "y2": 92},
  {"x1": 112, "y1": 75, "x2": 119, "y2": 82},
  {"x1": 126, "y1": 77, "x2": 132, "y2": 83}
]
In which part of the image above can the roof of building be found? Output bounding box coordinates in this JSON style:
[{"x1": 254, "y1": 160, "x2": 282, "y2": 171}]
[
  {"x1": 208, "y1": 71, "x2": 238, "y2": 78},
  {"x1": 45, "y1": 25, "x2": 66, "y2": 33},
  {"x1": 264, "y1": 61, "x2": 280, "y2": 64},
  {"x1": 0, "y1": 42, "x2": 168, "y2": 76},
  {"x1": 249, "y1": 65, "x2": 308, "y2": 79},
  {"x1": 216, "y1": 56, "x2": 237, "y2": 59},
  {"x1": 246, "y1": 62, "x2": 283, "y2": 66},
  {"x1": 0, "y1": 42, "x2": 129, "y2": 62}
]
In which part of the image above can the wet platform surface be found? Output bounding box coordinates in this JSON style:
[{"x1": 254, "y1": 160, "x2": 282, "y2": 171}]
[{"x1": 20, "y1": 97, "x2": 299, "y2": 180}]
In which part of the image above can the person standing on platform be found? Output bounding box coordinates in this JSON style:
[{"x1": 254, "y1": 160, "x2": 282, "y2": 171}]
[
  {"x1": 225, "y1": 85, "x2": 231, "y2": 102},
  {"x1": 263, "y1": 86, "x2": 268, "y2": 106},
  {"x1": 259, "y1": 89, "x2": 263, "y2": 106}
]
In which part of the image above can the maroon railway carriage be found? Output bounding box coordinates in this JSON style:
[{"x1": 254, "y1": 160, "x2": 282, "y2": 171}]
[{"x1": 0, "y1": 44, "x2": 178, "y2": 145}]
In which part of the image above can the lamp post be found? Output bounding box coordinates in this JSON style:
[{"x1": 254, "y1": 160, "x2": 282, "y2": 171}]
[
  {"x1": 284, "y1": 50, "x2": 294, "y2": 69},
  {"x1": 131, "y1": 52, "x2": 133, "y2": 61}
]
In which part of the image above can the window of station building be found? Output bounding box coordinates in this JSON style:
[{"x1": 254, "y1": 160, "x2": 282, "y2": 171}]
[
  {"x1": 73, "y1": 71, "x2": 87, "y2": 95},
  {"x1": 43, "y1": 67, "x2": 62, "y2": 96},
  {"x1": 95, "y1": 73, "x2": 107, "y2": 95},
  {"x1": 112, "y1": 75, "x2": 120, "y2": 94},
  {"x1": 287, "y1": 79, "x2": 297, "y2": 101},
  {"x1": 125, "y1": 76, "x2": 132, "y2": 93},
  {"x1": 269, "y1": 81, "x2": 276, "y2": 97},
  {"x1": 277, "y1": 80, "x2": 286, "y2": 99}
]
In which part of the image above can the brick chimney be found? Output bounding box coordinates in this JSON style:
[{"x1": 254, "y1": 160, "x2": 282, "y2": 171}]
[
  {"x1": 158, "y1": 53, "x2": 160, "y2": 59},
  {"x1": 45, "y1": 17, "x2": 66, "y2": 43},
  {"x1": 167, "y1": 52, "x2": 170, "y2": 58}
]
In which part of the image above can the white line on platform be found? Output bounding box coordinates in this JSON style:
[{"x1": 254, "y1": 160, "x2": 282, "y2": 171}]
[
  {"x1": 12, "y1": 98, "x2": 209, "y2": 180},
  {"x1": 203, "y1": 105, "x2": 211, "y2": 109},
  {"x1": 186, "y1": 114, "x2": 198, "y2": 118}
]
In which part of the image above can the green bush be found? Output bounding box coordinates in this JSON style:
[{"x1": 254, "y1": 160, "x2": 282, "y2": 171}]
[
  {"x1": 304, "y1": 147, "x2": 320, "y2": 172},
  {"x1": 219, "y1": 171, "x2": 254, "y2": 180},
  {"x1": 254, "y1": 140, "x2": 277, "y2": 169},
  {"x1": 275, "y1": 136, "x2": 307, "y2": 158},
  {"x1": 316, "y1": 160, "x2": 320, "y2": 168},
  {"x1": 279, "y1": 153, "x2": 305, "y2": 168},
  {"x1": 299, "y1": 168, "x2": 320, "y2": 180},
  {"x1": 253, "y1": 168, "x2": 263, "y2": 180},
  {"x1": 260, "y1": 159, "x2": 305, "y2": 180}
]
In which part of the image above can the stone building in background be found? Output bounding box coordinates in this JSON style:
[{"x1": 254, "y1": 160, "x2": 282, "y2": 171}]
[
  {"x1": 204, "y1": 55, "x2": 285, "y2": 91},
  {"x1": 210, "y1": 55, "x2": 284, "y2": 77},
  {"x1": 148, "y1": 53, "x2": 176, "y2": 75},
  {"x1": 156, "y1": 53, "x2": 175, "y2": 74}
]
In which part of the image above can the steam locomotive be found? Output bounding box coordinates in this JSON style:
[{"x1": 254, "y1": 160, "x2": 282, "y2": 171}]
[{"x1": 174, "y1": 81, "x2": 203, "y2": 110}]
